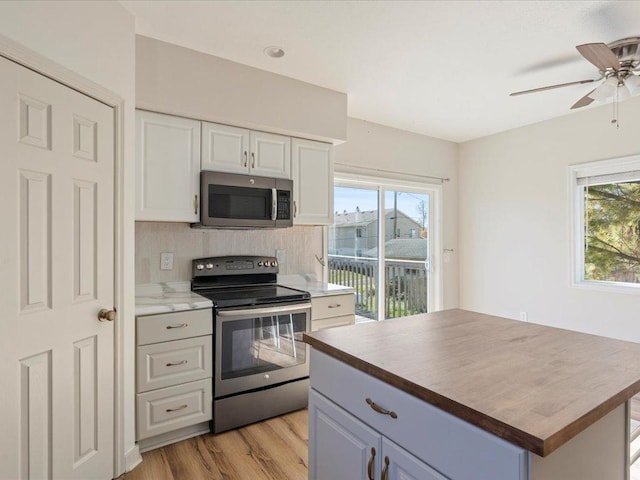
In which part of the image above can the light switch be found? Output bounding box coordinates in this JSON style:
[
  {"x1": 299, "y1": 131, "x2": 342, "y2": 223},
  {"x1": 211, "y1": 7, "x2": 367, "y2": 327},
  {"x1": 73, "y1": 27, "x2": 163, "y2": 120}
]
[
  {"x1": 276, "y1": 249, "x2": 286, "y2": 266},
  {"x1": 160, "y1": 252, "x2": 174, "y2": 270}
]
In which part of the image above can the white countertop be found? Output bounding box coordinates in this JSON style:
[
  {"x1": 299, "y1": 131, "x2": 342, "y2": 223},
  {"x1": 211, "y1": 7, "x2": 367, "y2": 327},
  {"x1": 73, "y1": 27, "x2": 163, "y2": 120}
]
[
  {"x1": 135, "y1": 282, "x2": 212, "y2": 316},
  {"x1": 279, "y1": 274, "x2": 355, "y2": 297}
]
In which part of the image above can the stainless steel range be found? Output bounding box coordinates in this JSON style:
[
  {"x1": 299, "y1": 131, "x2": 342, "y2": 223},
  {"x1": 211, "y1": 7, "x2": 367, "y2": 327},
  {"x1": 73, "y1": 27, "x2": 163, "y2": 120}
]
[{"x1": 191, "y1": 255, "x2": 311, "y2": 433}]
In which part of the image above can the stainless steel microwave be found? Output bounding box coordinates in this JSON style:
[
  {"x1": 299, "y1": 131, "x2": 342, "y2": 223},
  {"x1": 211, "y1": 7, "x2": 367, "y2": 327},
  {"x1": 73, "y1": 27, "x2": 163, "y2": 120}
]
[{"x1": 196, "y1": 171, "x2": 293, "y2": 228}]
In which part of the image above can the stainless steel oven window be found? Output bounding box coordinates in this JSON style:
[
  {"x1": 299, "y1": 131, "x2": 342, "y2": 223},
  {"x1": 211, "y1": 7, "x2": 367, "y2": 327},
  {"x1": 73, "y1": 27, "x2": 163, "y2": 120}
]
[{"x1": 214, "y1": 304, "x2": 310, "y2": 397}]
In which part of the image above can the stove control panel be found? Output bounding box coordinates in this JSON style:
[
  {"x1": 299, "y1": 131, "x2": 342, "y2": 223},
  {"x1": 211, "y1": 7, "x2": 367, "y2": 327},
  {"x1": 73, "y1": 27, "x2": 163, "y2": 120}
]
[{"x1": 192, "y1": 255, "x2": 278, "y2": 277}]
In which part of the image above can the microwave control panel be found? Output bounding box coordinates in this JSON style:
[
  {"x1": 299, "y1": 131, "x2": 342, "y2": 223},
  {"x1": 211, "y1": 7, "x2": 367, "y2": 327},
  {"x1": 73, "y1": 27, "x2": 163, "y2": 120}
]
[{"x1": 276, "y1": 190, "x2": 291, "y2": 220}]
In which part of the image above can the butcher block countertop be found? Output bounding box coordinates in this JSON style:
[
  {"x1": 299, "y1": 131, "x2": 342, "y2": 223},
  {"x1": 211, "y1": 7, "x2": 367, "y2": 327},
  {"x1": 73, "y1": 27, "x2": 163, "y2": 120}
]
[{"x1": 303, "y1": 308, "x2": 640, "y2": 457}]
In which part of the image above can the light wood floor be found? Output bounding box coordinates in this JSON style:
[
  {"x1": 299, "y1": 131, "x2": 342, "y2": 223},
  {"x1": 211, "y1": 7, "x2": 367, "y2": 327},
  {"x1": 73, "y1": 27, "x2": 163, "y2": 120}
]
[{"x1": 120, "y1": 409, "x2": 308, "y2": 480}]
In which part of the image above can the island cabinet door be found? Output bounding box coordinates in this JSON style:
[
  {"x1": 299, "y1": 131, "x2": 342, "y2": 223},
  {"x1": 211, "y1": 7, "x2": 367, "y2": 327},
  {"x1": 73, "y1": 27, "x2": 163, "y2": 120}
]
[
  {"x1": 309, "y1": 389, "x2": 381, "y2": 480},
  {"x1": 381, "y1": 438, "x2": 448, "y2": 480}
]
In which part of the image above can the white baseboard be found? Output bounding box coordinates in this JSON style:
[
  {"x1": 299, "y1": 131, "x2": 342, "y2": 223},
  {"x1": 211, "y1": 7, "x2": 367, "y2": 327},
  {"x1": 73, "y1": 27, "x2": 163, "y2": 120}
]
[{"x1": 124, "y1": 444, "x2": 143, "y2": 473}]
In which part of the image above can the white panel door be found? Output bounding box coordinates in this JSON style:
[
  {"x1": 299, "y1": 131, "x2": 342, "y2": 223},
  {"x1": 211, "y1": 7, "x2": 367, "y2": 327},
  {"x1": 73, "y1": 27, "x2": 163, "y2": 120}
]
[
  {"x1": 309, "y1": 389, "x2": 381, "y2": 480},
  {"x1": 249, "y1": 130, "x2": 291, "y2": 178},
  {"x1": 201, "y1": 121, "x2": 249, "y2": 174},
  {"x1": 291, "y1": 138, "x2": 333, "y2": 225},
  {"x1": 135, "y1": 110, "x2": 201, "y2": 222},
  {"x1": 0, "y1": 56, "x2": 115, "y2": 479}
]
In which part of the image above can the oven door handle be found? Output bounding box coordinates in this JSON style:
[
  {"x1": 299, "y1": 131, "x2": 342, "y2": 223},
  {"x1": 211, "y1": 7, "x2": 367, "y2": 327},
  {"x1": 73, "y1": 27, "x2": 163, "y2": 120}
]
[
  {"x1": 271, "y1": 188, "x2": 277, "y2": 221},
  {"x1": 217, "y1": 304, "x2": 308, "y2": 318}
]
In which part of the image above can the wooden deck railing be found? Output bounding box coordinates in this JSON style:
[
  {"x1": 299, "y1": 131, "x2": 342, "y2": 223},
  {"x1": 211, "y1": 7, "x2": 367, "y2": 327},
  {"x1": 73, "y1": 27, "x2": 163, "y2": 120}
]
[{"x1": 328, "y1": 255, "x2": 428, "y2": 320}]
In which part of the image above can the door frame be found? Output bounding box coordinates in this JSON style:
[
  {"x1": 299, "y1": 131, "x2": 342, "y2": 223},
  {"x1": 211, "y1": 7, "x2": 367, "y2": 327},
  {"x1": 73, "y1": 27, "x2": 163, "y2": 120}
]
[
  {"x1": 0, "y1": 34, "x2": 132, "y2": 476},
  {"x1": 332, "y1": 172, "x2": 444, "y2": 318}
]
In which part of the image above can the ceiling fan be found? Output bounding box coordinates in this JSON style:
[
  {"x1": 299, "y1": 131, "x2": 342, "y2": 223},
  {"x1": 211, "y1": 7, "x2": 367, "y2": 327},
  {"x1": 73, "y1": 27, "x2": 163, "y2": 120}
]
[{"x1": 510, "y1": 37, "x2": 640, "y2": 110}]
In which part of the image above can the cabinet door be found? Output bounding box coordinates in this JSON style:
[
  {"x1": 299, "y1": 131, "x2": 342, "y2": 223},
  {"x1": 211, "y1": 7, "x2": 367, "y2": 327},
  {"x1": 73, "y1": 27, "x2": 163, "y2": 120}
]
[
  {"x1": 136, "y1": 110, "x2": 201, "y2": 222},
  {"x1": 309, "y1": 389, "x2": 381, "y2": 480},
  {"x1": 201, "y1": 122, "x2": 249, "y2": 174},
  {"x1": 381, "y1": 438, "x2": 448, "y2": 480},
  {"x1": 291, "y1": 138, "x2": 333, "y2": 225},
  {"x1": 250, "y1": 130, "x2": 291, "y2": 178}
]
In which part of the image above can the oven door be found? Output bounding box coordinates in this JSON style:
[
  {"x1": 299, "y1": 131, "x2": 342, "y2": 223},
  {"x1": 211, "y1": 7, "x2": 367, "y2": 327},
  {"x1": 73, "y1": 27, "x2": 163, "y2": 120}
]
[{"x1": 215, "y1": 302, "x2": 310, "y2": 398}]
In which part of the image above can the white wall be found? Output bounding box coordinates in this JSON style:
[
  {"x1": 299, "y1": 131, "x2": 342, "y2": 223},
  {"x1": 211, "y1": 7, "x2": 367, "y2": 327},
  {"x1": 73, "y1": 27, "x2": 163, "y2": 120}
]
[
  {"x1": 459, "y1": 96, "x2": 640, "y2": 343},
  {"x1": 0, "y1": 1, "x2": 137, "y2": 474},
  {"x1": 335, "y1": 118, "x2": 459, "y2": 309},
  {"x1": 135, "y1": 223, "x2": 323, "y2": 284},
  {"x1": 136, "y1": 35, "x2": 347, "y2": 143}
]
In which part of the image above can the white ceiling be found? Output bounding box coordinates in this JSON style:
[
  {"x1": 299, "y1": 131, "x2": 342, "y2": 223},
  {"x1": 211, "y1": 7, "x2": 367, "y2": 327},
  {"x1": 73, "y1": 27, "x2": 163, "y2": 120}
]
[{"x1": 120, "y1": 1, "x2": 640, "y2": 143}]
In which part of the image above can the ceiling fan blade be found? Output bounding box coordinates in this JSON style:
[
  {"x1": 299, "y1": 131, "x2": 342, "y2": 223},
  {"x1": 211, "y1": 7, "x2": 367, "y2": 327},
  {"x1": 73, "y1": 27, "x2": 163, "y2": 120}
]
[
  {"x1": 576, "y1": 43, "x2": 620, "y2": 70},
  {"x1": 510, "y1": 79, "x2": 595, "y2": 97},
  {"x1": 570, "y1": 89, "x2": 596, "y2": 109}
]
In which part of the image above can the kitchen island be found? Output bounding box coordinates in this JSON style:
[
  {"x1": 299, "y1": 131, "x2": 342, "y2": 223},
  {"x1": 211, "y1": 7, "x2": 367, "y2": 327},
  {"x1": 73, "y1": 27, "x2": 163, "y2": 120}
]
[{"x1": 303, "y1": 309, "x2": 640, "y2": 480}]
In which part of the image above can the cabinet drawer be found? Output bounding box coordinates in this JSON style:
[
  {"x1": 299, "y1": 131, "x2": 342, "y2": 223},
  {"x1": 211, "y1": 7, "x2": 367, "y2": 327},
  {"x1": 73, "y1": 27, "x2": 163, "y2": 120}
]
[
  {"x1": 311, "y1": 294, "x2": 355, "y2": 320},
  {"x1": 137, "y1": 309, "x2": 212, "y2": 345},
  {"x1": 310, "y1": 350, "x2": 527, "y2": 480},
  {"x1": 312, "y1": 314, "x2": 355, "y2": 331},
  {"x1": 137, "y1": 379, "x2": 212, "y2": 441},
  {"x1": 137, "y1": 336, "x2": 212, "y2": 393}
]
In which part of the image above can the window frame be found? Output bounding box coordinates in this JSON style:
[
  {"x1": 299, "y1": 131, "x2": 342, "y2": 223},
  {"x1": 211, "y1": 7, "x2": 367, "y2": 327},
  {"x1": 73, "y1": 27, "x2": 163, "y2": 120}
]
[
  {"x1": 569, "y1": 154, "x2": 640, "y2": 294},
  {"x1": 328, "y1": 172, "x2": 444, "y2": 317}
]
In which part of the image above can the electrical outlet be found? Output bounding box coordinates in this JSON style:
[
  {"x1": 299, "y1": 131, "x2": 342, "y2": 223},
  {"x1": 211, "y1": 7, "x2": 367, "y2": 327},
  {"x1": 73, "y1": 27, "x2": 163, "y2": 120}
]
[
  {"x1": 160, "y1": 252, "x2": 174, "y2": 270},
  {"x1": 519, "y1": 311, "x2": 528, "y2": 322},
  {"x1": 276, "y1": 249, "x2": 286, "y2": 266}
]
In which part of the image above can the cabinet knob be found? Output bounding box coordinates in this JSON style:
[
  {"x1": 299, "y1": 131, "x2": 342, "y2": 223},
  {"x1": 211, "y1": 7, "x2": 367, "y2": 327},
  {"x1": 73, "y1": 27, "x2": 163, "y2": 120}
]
[
  {"x1": 194, "y1": 194, "x2": 198, "y2": 215},
  {"x1": 166, "y1": 404, "x2": 188, "y2": 413},
  {"x1": 251, "y1": 151, "x2": 255, "y2": 169},
  {"x1": 381, "y1": 456, "x2": 390, "y2": 480},
  {"x1": 367, "y1": 447, "x2": 376, "y2": 480},
  {"x1": 294, "y1": 200, "x2": 297, "y2": 218},
  {"x1": 244, "y1": 151, "x2": 248, "y2": 167},
  {"x1": 365, "y1": 397, "x2": 398, "y2": 419}
]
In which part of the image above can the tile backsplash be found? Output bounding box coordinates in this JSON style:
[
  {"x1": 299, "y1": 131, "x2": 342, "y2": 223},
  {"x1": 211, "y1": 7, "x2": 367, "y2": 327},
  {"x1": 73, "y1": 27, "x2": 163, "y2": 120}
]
[{"x1": 135, "y1": 222, "x2": 324, "y2": 284}]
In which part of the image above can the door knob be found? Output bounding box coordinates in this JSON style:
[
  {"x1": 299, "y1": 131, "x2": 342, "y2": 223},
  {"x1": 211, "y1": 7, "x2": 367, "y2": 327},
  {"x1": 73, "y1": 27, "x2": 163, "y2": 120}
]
[{"x1": 98, "y1": 308, "x2": 116, "y2": 322}]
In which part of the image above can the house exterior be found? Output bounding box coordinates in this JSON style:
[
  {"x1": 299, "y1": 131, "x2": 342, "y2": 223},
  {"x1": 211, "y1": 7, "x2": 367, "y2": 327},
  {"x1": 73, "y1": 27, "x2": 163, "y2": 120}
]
[{"x1": 329, "y1": 208, "x2": 424, "y2": 256}]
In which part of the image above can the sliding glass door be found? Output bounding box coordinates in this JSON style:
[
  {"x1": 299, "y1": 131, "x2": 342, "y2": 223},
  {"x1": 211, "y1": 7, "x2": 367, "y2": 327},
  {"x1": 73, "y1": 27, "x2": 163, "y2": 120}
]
[
  {"x1": 382, "y1": 189, "x2": 430, "y2": 319},
  {"x1": 328, "y1": 179, "x2": 439, "y2": 322},
  {"x1": 329, "y1": 186, "x2": 379, "y2": 320}
]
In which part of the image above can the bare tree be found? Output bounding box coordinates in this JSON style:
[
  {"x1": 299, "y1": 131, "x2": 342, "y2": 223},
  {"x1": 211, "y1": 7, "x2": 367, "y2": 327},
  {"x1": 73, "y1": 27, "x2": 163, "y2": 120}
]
[{"x1": 416, "y1": 200, "x2": 428, "y2": 229}]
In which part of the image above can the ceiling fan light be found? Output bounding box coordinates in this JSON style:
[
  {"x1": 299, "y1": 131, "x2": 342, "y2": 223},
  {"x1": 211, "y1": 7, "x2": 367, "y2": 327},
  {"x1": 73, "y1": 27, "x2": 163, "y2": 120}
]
[
  {"x1": 617, "y1": 84, "x2": 631, "y2": 101},
  {"x1": 588, "y1": 76, "x2": 619, "y2": 101},
  {"x1": 624, "y1": 73, "x2": 640, "y2": 95}
]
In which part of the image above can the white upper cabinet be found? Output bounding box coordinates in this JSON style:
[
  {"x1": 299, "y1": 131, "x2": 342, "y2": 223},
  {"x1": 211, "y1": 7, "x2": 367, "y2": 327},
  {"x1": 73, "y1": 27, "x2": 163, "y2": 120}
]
[
  {"x1": 250, "y1": 130, "x2": 291, "y2": 178},
  {"x1": 202, "y1": 122, "x2": 290, "y2": 179},
  {"x1": 201, "y1": 122, "x2": 250, "y2": 174},
  {"x1": 135, "y1": 111, "x2": 334, "y2": 225},
  {"x1": 136, "y1": 110, "x2": 201, "y2": 222},
  {"x1": 291, "y1": 138, "x2": 334, "y2": 225}
]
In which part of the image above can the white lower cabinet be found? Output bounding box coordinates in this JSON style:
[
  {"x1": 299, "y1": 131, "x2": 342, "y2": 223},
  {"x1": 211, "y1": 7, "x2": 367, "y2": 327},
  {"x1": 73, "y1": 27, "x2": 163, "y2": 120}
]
[
  {"x1": 309, "y1": 349, "x2": 528, "y2": 480},
  {"x1": 309, "y1": 389, "x2": 445, "y2": 480},
  {"x1": 311, "y1": 292, "x2": 355, "y2": 331},
  {"x1": 136, "y1": 309, "x2": 213, "y2": 452}
]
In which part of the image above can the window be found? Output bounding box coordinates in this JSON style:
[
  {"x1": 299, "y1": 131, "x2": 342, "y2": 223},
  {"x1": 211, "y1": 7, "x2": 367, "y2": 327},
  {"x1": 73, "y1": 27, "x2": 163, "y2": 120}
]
[
  {"x1": 328, "y1": 177, "x2": 441, "y2": 321},
  {"x1": 570, "y1": 155, "x2": 640, "y2": 290}
]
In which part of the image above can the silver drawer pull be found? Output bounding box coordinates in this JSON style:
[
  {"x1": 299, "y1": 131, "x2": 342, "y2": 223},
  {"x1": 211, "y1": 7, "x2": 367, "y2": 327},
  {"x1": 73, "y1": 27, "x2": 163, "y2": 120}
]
[
  {"x1": 166, "y1": 360, "x2": 188, "y2": 367},
  {"x1": 328, "y1": 304, "x2": 341, "y2": 308},
  {"x1": 166, "y1": 323, "x2": 188, "y2": 329},
  {"x1": 166, "y1": 404, "x2": 188, "y2": 413},
  {"x1": 366, "y1": 398, "x2": 398, "y2": 419}
]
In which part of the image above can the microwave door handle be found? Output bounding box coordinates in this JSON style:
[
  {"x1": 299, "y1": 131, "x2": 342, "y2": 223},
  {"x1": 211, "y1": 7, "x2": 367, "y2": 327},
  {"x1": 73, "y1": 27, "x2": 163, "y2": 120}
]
[{"x1": 272, "y1": 188, "x2": 277, "y2": 221}]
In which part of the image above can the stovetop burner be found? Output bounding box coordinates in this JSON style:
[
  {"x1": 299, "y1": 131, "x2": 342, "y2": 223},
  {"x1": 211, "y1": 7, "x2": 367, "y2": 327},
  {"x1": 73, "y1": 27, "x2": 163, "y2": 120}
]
[
  {"x1": 195, "y1": 283, "x2": 310, "y2": 308},
  {"x1": 191, "y1": 255, "x2": 311, "y2": 308}
]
